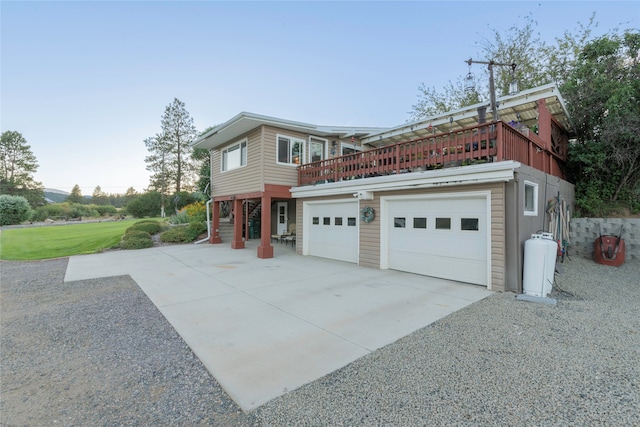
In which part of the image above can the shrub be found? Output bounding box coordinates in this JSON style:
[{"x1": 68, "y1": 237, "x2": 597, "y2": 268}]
[
  {"x1": 126, "y1": 220, "x2": 162, "y2": 235},
  {"x1": 122, "y1": 230, "x2": 151, "y2": 240},
  {"x1": 126, "y1": 191, "x2": 162, "y2": 218},
  {"x1": 120, "y1": 236, "x2": 154, "y2": 250},
  {"x1": 184, "y1": 201, "x2": 206, "y2": 223},
  {"x1": 172, "y1": 191, "x2": 196, "y2": 212},
  {"x1": 169, "y1": 211, "x2": 190, "y2": 225},
  {"x1": 0, "y1": 194, "x2": 32, "y2": 225},
  {"x1": 91, "y1": 204, "x2": 118, "y2": 216},
  {"x1": 159, "y1": 221, "x2": 207, "y2": 243}
]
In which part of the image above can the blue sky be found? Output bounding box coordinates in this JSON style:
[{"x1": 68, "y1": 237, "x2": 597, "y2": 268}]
[{"x1": 2, "y1": 1, "x2": 638, "y2": 194}]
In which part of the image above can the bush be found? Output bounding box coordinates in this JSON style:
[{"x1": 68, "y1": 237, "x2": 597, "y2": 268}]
[
  {"x1": 126, "y1": 220, "x2": 162, "y2": 235},
  {"x1": 159, "y1": 221, "x2": 207, "y2": 243},
  {"x1": 90, "y1": 204, "x2": 118, "y2": 216},
  {"x1": 0, "y1": 194, "x2": 32, "y2": 225},
  {"x1": 120, "y1": 236, "x2": 154, "y2": 250},
  {"x1": 122, "y1": 230, "x2": 151, "y2": 240},
  {"x1": 184, "y1": 201, "x2": 207, "y2": 223},
  {"x1": 126, "y1": 191, "x2": 162, "y2": 218},
  {"x1": 169, "y1": 211, "x2": 190, "y2": 225},
  {"x1": 31, "y1": 202, "x2": 100, "y2": 221}
]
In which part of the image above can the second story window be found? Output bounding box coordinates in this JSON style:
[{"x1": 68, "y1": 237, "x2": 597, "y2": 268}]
[
  {"x1": 222, "y1": 140, "x2": 247, "y2": 172},
  {"x1": 277, "y1": 135, "x2": 305, "y2": 165}
]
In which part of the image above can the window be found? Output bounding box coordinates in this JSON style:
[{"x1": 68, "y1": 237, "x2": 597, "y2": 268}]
[
  {"x1": 413, "y1": 217, "x2": 427, "y2": 229},
  {"x1": 222, "y1": 140, "x2": 247, "y2": 171},
  {"x1": 524, "y1": 181, "x2": 538, "y2": 216},
  {"x1": 277, "y1": 135, "x2": 305, "y2": 165},
  {"x1": 310, "y1": 137, "x2": 326, "y2": 162},
  {"x1": 312, "y1": 217, "x2": 319, "y2": 225},
  {"x1": 334, "y1": 217, "x2": 343, "y2": 226},
  {"x1": 323, "y1": 217, "x2": 330, "y2": 225},
  {"x1": 347, "y1": 217, "x2": 356, "y2": 226},
  {"x1": 394, "y1": 217, "x2": 406, "y2": 228},
  {"x1": 461, "y1": 218, "x2": 479, "y2": 231},
  {"x1": 435, "y1": 217, "x2": 451, "y2": 230}
]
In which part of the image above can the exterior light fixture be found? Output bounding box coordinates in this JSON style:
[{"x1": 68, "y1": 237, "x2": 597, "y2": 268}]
[{"x1": 465, "y1": 58, "x2": 518, "y2": 122}]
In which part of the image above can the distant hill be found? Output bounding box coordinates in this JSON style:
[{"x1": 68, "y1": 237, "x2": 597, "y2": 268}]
[{"x1": 44, "y1": 188, "x2": 69, "y2": 203}]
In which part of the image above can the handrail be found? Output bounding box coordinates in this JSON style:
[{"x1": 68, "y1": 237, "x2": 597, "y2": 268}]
[{"x1": 298, "y1": 121, "x2": 568, "y2": 186}]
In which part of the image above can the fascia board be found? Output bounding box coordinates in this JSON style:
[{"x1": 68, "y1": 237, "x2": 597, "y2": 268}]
[{"x1": 291, "y1": 161, "x2": 520, "y2": 199}]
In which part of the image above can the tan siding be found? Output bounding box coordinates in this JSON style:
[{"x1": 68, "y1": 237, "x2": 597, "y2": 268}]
[
  {"x1": 359, "y1": 197, "x2": 381, "y2": 268},
  {"x1": 295, "y1": 183, "x2": 506, "y2": 290},
  {"x1": 262, "y1": 126, "x2": 306, "y2": 187},
  {"x1": 211, "y1": 128, "x2": 263, "y2": 197},
  {"x1": 295, "y1": 200, "x2": 303, "y2": 255}
]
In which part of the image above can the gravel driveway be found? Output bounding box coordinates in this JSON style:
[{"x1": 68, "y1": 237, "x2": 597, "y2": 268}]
[{"x1": 1, "y1": 256, "x2": 638, "y2": 426}]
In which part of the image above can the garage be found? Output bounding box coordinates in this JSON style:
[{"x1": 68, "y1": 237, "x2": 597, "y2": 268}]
[
  {"x1": 382, "y1": 193, "x2": 489, "y2": 286},
  {"x1": 305, "y1": 200, "x2": 359, "y2": 263}
]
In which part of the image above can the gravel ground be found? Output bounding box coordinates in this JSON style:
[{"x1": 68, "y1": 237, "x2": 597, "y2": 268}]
[{"x1": 1, "y1": 256, "x2": 639, "y2": 426}]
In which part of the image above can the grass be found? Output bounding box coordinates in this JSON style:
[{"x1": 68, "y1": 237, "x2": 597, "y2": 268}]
[{"x1": 0, "y1": 219, "x2": 163, "y2": 261}]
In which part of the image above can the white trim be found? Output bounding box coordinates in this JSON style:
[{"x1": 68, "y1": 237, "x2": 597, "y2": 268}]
[
  {"x1": 276, "y1": 134, "x2": 306, "y2": 166},
  {"x1": 524, "y1": 180, "x2": 538, "y2": 216},
  {"x1": 308, "y1": 136, "x2": 328, "y2": 163},
  {"x1": 292, "y1": 161, "x2": 519, "y2": 199},
  {"x1": 220, "y1": 138, "x2": 247, "y2": 172},
  {"x1": 302, "y1": 199, "x2": 359, "y2": 263},
  {"x1": 380, "y1": 191, "x2": 492, "y2": 289}
]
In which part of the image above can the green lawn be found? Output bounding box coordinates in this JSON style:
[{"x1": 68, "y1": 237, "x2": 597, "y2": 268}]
[{"x1": 0, "y1": 219, "x2": 160, "y2": 260}]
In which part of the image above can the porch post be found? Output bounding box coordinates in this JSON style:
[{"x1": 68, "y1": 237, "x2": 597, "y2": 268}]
[
  {"x1": 537, "y1": 98, "x2": 552, "y2": 151},
  {"x1": 209, "y1": 200, "x2": 222, "y2": 244},
  {"x1": 231, "y1": 198, "x2": 245, "y2": 249},
  {"x1": 257, "y1": 194, "x2": 274, "y2": 259}
]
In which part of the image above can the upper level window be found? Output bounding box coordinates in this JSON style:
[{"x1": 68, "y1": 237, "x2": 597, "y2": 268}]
[
  {"x1": 524, "y1": 181, "x2": 538, "y2": 216},
  {"x1": 222, "y1": 140, "x2": 247, "y2": 172},
  {"x1": 277, "y1": 135, "x2": 305, "y2": 165}
]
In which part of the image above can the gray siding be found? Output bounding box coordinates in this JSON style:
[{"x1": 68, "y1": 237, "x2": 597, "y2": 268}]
[{"x1": 507, "y1": 165, "x2": 575, "y2": 292}]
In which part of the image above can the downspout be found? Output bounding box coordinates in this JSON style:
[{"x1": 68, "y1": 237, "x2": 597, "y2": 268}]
[{"x1": 195, "y1": 183, "x2": 212, "y2": 244}]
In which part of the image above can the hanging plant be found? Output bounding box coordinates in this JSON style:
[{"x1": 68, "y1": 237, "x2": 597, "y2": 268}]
[{"x1": 360, "y1": 206, "x2": 375, "y2": 223}]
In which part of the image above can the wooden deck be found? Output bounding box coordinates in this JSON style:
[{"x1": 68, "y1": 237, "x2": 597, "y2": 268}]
[{"x1": 298, "y1": 120, "x2": 568, "y2": 186}]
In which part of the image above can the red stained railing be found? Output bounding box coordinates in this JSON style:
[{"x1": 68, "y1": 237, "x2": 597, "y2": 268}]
[{"x1": 298, "y1": 121, "x2": 567, "y2": 186}]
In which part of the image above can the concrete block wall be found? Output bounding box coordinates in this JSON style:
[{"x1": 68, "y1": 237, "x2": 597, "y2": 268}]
[{"x1": 569, "y1": 218, "x2": 640, "y2": 261}]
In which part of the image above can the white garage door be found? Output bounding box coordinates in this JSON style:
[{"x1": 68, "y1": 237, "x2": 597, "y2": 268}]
[
  {"x1": 386, "y1": 195, "x2": 488, "y2": 286},
  {"x1": 306, "y1": 200, "x2": 358, "y2": 263}
]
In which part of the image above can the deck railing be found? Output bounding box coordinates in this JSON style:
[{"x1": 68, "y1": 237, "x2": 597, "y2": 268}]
[{"x1": 298, "y1": 121, "x2": 567, "y2": 186}]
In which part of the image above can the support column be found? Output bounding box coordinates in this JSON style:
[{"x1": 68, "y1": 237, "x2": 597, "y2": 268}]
[
  {"x1": 231, "y1": 198, "x2": 245, "y2": 249},
  {"x1": 537, "y1": 98, "x2": 551, "y2": 151},
  {"x1": 257, "y1": 194, "x2": 274, "y2": 259},
  {"x1": 209, "y1": 200, "x2": 222, "y2": 244}
]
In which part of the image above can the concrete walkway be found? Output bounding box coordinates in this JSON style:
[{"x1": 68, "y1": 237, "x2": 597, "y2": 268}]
[{"x1": 65, "y1": 242, "x2": 490, "y2": 411}]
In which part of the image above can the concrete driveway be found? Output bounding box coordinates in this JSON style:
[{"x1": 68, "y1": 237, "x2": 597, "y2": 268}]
[{"x1": 65, "y1": 241, "x2": 490, "y2": 411}]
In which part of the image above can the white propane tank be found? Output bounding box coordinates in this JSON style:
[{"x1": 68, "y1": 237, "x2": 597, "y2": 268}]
[{"x1": 523, "y1": 232, "x2": 557, "y2": 297}]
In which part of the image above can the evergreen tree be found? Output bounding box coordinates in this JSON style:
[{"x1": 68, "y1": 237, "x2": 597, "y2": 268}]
[
  {"x1": 0, "y1": 130, "x2": 44, "y2": 207},
  {"x1": 67, "y1": 184, "x2": 84, "y2": 204}
]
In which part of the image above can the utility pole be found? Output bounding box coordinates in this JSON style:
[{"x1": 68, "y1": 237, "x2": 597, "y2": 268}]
[{"x1": 465, "y1": 58, "x2": 517, "y2": 122}]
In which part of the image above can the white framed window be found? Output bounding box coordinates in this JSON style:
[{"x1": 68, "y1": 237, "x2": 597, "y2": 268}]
[
  {"x1": 221, "y1": 139, "x2": 247, "y2": 172},
  {"x1": 277, "y1": 135, "x2": 305, "y2": 165},
  {"x1": 309, "y1": 136, "x2": 327, "y2": 163},
  {"x1": 524, "y1": 181, "x2": 538, "y2": 216}
]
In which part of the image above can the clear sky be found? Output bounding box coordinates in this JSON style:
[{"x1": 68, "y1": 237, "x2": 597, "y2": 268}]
[{"x1": 2, "y1": 1, "x2": 638, "y2": 195}]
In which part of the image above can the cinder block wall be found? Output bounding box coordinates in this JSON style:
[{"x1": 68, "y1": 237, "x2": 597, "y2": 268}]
[{"x1": 569, "y1": 218, "x2": 640, "y2": 261}]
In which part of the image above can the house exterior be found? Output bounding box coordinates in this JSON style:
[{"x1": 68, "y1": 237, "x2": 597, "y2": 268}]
[{"x1": 192, "y1": 83, "x2": 574, "y2": 292}]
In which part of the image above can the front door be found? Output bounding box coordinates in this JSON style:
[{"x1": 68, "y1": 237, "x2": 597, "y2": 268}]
[{"x1": 277, "y1": 202, "x2": 288, "y2": 235}]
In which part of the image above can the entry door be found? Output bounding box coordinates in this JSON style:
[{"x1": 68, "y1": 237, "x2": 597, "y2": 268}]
[
  {"x1": 277, "y1": 202, "x2": 288, "y2": 234},
  {"x1": 310, "y1": 137, "x2": 326, "y2": 162}
]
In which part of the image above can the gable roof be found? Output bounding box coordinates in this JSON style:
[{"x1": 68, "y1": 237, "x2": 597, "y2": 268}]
[{"x1": 191, "y1": 111, "x2": 388, "y2": 150}]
